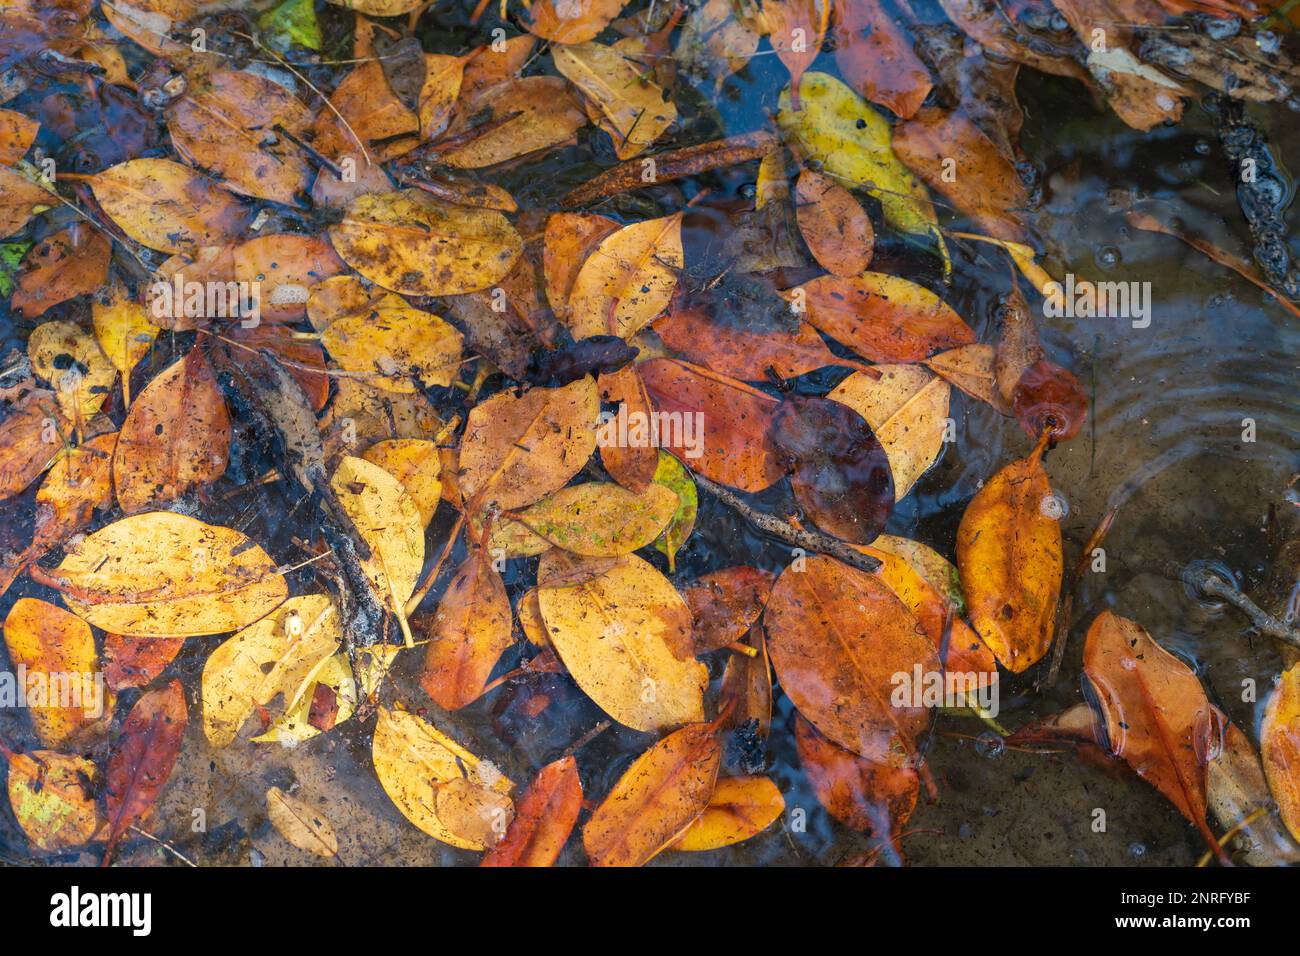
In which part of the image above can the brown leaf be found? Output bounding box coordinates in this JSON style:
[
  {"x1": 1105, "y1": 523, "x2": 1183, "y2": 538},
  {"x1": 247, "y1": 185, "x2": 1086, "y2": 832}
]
[
  {"x1": 528, "y1": 0, "x2": 626, "y2": 44},
  {"x1": 583, "y1": 722, "x2": 722, "y2": 866},
  {"x1": 795, "y1": 715, "x2": 918, "y2": 847},
  {"x1": 793, "y1": 169, "x2": 874, "y2": 277},
  {"x1": 763, "y1": 0, "x2": 828, "y2": 107},
  {"x1": 793, "y1": 273, "x2": 976, "y2": 363},
  {"x1": 480, "y1": 755, "x2": 583, "y2": 867},
  {"x1": 103, "y1": 634, "x2": 184, "y2": 692},
  {"x1": 683, "y1": 566, "x2": 776, "y2": 653},
  {"x1": 91, "y1": 158, "x2": 249, "y2": 255},
  {"x1": 438, "y1": 77, "x2": 587, "y2": 169},
  {"x1": 102, "y1": 679, "x2": 188, "y2": 864},
  {"x1": 772, "y1": 396, "x2": 894, "y2": 544},
  {"x1": 955, "y1": 439, "x2": 1061, "y2": 672},
  {"x1": 1262, "y1": 662, "x2": 1300, "y2": 846},
  {"x1": 638, "y1": 358, "x2": 784, "y2": 493},
  {"x1": 418, "y1": 550, "x2": 513, "y2": 711},
  {"x1": 595, "y1": 364, "x2": 658, "y2": 492},
  {"x1": 112, "y1": 347, "x2": 231, "y2": 513},
  {"x1": 1083, "y1": 610, "x2": 1225, "y2": 853},
  {"x1": 11, "y1": 224, "x2": 110, "y2": 318},
  {"x1": 765, "y1": 555, "x2": 936, "y2": 762},
  {"x1": 832, "y1": 1, "x2": 932, "y2": 119}
]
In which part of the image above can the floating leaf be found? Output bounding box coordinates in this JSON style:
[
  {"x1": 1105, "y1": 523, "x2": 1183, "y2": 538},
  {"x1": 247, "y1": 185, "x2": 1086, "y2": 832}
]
[
  {"x1": 0, "y1": 392, "x2": 63, "y2": 501},
  {"x1": 651, "y1": 450, "x2": 697, "y2": 572},
  {"x1": 102, "y1": 680, "x2": 188, "y2": 864},
  {"x1": 361, "y1": 439, "x2": 442, "y2": 527},
  {"x1": 331, "y1": 456, "x2": 424, "y2": 635},
  {"x1": 511, "y1": 481, "x2": 678, "y2": 556},
  {"x1": 103, "y1": 633, "x2": 184, "y2": 692},
  {"x1": 320, "y1": 293, "x2": 464, "y2": 392},
  {"x1": 92, "y1": 287, "x2": 158, "y2": 406},
  {"x1": 1083, "y1": 611, "x2": 1224, "y2": 851},
  {"x1": 682, "y1": 567, "x2": 775, "y2": 654},
  {"x1": 537, "y1": 551, "x2": 706, "y2": 732},
  {"x1": 418, "y1": 550, "x2": 512, "y2": 711},
  {"x1": 566, "y1": 214, "x2": 683, "y2": 340},
  {"x1": 794, "y1": 169, "x2": 874, "y2": 277},
  {"x1": 0, "y1": 167, "x2": 52, "y2": 237},
  {"x1": 763, "y1": 0, "x2": 828, "y2": 104},
  {"x1": 201, "y1": 595, "x2": 343, "y2": 747},
  {"x1": 955, "y1": 439, "x2": 1061, "y2": 672},
  {"x1": 583, "y1": 721, "x2": 721, "y2": 866},
  {"x1": 112, "y1": 347, "x2": 230, "y2": 513},
  {"x1": 925, "y1": 343, "x2": 998, "y2": 407},
  {"x1": 1262, "y1": 662, "x2": 1300, "y2": 846},
  {"x1": 372, "y1": 707, "x2": 514, "y2": 850},
  {"x1": 597, "y1": 364, "x2": 659, "y2": 492},
  {"x1": 11, "y1": 224, "x2": 110, "y2": 319},
  {"x1": 765, "y1": 555, "x2": 936, "y2": 762},
  {"x1": 3, "y1": 597, "x2": 108, "y2": 748},
  {"x1": 639, "y1": 358, "x2": 783, "y2": 493},
  {"x1": 267, "y1": 787, "x2": 339, "y2": 859},
  {"x1": 772, "y1": 396, "x2": 894, "y2": 544},
  {"x1": 91, "y1": 158, "x2": 249, "y2": 255},
  {"x1": 828, "y1": 365, "x2": 951, "y2": 500},
  {"x1": 438, "y1": 77, "x2": 587, "y2": 169},
  {"x1": 167, "y1": 70, "x2": 314, "y2": 205},
  {"x1": 480, "y1": 755, "x2": 583, "y2": 867},
  {"x1": 329, "y1": 189, "x2": 522, "y2": 297},
  {"x1": 27, "y1": 320, "x2": 116, "y2": 421},
  {"x1": 32, "y1": 432, "x2": 116, "y2": 555},
  {"x1": 673, "y1": 775, "x2": 784, "y2": 851},
  {"x1": 0, "y1": 107, "x2": 38, "y2": 164},
  {"x1": 528, "y1": 0, "x2": 625, "y2": 44},
  {"x1": 458, "y1": 376, "x2": 599, "y2": 512},
  {"x1": 791, "y1": 273, "x2": 975, "y2": 363},
  {"x1": 231, "y1": 234, "x2": 346, "y2": 325},
  {"x1": 553, "y1": 42, "x2": 678, "y2": 160},
  {"x1": 54, "y1": 512, "x2": 287, "y2": 637}
]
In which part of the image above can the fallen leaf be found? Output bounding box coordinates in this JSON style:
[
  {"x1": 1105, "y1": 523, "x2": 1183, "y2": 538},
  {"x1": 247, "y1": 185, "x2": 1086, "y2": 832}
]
[
  {"x1": 553, "y1": 41, "x2": 678, "y2": 160},
  {"x1": 458, "y1": 375, "x2": 599, "y2": 512},
  {"x1": 372, "y1": 706, "x2": 514, "y2": 850},
  {"x1": 53, "y1": 512, "x2": 287, "y2": 637},
  {"x1": 11, "y1": 224, "x2": 110, "y2": 318},
  {"x1": 480, "y1": 755, "x2": 583, "y2": 867},
  {"x1": 832, "y1": 0, "x2": 932, "y2": 119},
  {"x1": 528, "y1": 0, "x2": 626, "y2": 44},
  {"x1": 102, "y1": 680, "x2": 188, "y2": 864},
  {"x1": 1262, "y1": 662, "x2": 1300, "y2": 845},
  {"x1": 361, "y1": 438, "x2": 442, "y2": 527},
  {"x1": 583, "y1": 721, "x2": 722, "y2": 866},
  {"x1": 329, "y1": 189, "x2": 521, "y2": 296},
  {"x1": 103, "y1": 633, "x2": 184, "y2": 692},
  {"x1": 266, "y1": 786, "x2": 339, "y2": 859},
  {"x1": 27, "y1": 319, "x2": 116, "y2": 420},
  {"x1": 682, "y1": 566, "x2": 775, "y2": 653},
  {"x1": 763, "y1": 0, "x2": 828, "y2": 105},
  {"x1": 765, "y1": 555, "x2": 936, "y2": 762},
  {"x1": 5, "y1": 748, "x2": 99, "y2": 852},
  {"x1": 566, "y1": 213, "x2": 683, "y2": 340},
  {"x1": 673, "y1": 775, "x2": 783, "y2": 851},
  {"x1": 639, "y1": 358, "x2": 784, "y2": 493},
  {"x1": 955, "y1": 438, "x2": 1062, "y2": 672},
  {"x1": 438, "y1": 77, "x2": 587, "y2": 169},
  {"x1": 511, "y1": 481, "x2": 678, "y2": 556},
  {"x1": 3, "y1": 597, "x2": 107, "y2": 747},
  {"x1": 320, "y1": 293, "x2": 464, "y2": 392},
  {"x1": 794, "y1": 169, "x2": 874, "y2": 277},
  {"x1": 112, "y1": 347, "x2": 230, "y2": 513},
  {"x1": 791, "y1": 272, "x2": 976, "y2": 363},
  {"x1": 772, "y1": 395, "x2": 894, "y2": 544},
  {"x1": 418, "y1": 549, "x2": 512, "y2": 711},
  {"x1": 828, "y1": 365, "x2": 951, "y2": 500},
  {"x1": 537, "y1": 550, "x2": 707, "y2": 732},
  {"x1": 651, "y1": 450, "x2": 697, "y2": 572},
  {"x1": 91, "y1": 287, "x2": 158, "y2": 406},
  {"x1": 91, "y1": 158, "x2": 249, "y2": 254}
]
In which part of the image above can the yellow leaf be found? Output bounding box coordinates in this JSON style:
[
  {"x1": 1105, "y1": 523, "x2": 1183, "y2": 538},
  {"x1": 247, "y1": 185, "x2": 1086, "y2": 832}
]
[
  {"x1": 552, "y1": 42, "x2": 678, "y2": 160},
  {"x1": 55, "y1": 512, "x2": 287, "y2": 637},
  {"x1": 27, "y1": 320, "x2": 116, "y2": 420},
  {"x1": 512, "y1": 481, "x2": 678, "y2": 556},
  {"x1": 5, "y1": 750, "x2": 100, "y2": 852},
  {"x1": 91, "y1": 287, "x2": 158, "y2": 406},
  {"x1": 361, "y1": 439, "x2": 442, "y2": 527},
  {"x1": 266, "y1": 786, "x2": 339, "y2": 858},
  {"x1": 328, "y1": 189, "x2": 521, "y2": 296},
  {"x1": 828, "y1": 365, "x2": 950, "y2": 500},
  {"x1": 320, "y1": 293, "x2": 463, "y2": 392},
  {"x1": 537, "y1": 551, "x2": 706, "y2": 732},
  {"x1": 90, "y1": 158, "x2": 249, "y2": 254},
  {"x1": 566, "y1": 214, "x2": 683, "y2": 340},
  {"x1": 673, "y1": 775, "x2": 785, "y2": 851},
  {"x1": 371, "y1": 707, "x2": 514, "y2": 850},
  {"x1": 200, "y1": 594, "x2": 341, "y2": 747}
]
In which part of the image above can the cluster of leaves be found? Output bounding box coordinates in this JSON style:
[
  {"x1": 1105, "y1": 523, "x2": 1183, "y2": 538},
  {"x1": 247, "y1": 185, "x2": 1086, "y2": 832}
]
[{"x1": 0, "y1": 0, "x2": 1296, "y2": 866}]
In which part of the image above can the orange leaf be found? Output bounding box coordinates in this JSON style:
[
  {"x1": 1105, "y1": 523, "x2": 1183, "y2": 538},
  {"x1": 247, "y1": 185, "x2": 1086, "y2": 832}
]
[{"x1": 480, "y1": 755, "x2": 583, "y2": 867}]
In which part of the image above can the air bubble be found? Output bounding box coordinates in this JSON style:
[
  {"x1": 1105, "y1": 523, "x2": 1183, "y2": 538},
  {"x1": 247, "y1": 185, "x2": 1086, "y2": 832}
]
[
  {"x1": 974, "y1": 732, "x2": 1005, "y2": 759},
  {"x1": 1256, "y1": 30, "x2": 1281, "y2": 55},
  {"x1": 1096, "y1": 245, "x2": 1121, "y2": 269},
  {"x1": 1129, "y1": 842, "x2": 1147, "y2": 859},
  {"x1": 1039, "y1": 493, "x2": 1069, "y2": 521}
]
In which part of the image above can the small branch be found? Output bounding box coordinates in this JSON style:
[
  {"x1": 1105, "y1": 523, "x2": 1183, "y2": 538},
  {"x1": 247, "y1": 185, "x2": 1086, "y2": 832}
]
[
  {"x1": 690, "y1": 471, "x2": 881, "y2": 574},
  {"x1": 1173, "y1": 562, "x2": 1300, "y2": 650}
]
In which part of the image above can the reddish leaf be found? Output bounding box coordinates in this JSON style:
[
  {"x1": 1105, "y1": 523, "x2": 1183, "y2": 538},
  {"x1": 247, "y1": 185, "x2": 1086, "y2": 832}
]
[
  {"x1": 102, "y1": 680, "x2": 188, "y2": 865},
  {"x1": 833, "y1": 1, "x2": 932, "y2": 119},
  {"x1": 682, "y1": 567, "x2": 776, "y2": 653},
  {"x1": 480, "y1": 755, "x2": 583, "y2": 867},
  {"x1": 772, "y1": 396, "x2": 894, "y2": 544},
  {"x1": 103, "y1": 634, "x2": 184, "y2": 692}
]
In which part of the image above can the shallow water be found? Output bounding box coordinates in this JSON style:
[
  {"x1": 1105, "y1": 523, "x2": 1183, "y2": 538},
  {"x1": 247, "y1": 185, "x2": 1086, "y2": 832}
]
[{"x1": 1, "y1": 1, "x2": 1298, "y2": 868}]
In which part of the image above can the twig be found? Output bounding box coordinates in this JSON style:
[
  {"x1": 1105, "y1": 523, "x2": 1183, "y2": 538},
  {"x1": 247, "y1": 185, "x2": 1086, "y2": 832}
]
[
  {"x1": 690, "y1": 470, "x2": 881, "y2": 573},
  {"x1": 1173, "y1": 562, "x2": 1300, "y2": 650},
  {"x1": 128, "y1": 825, "x2": 197, "y2": 867}
]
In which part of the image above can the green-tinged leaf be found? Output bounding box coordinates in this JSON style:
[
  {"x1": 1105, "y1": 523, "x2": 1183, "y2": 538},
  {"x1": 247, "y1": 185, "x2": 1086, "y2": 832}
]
[{"x1": 652, "y1": 452, "x2": 697, "y2": 573}]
